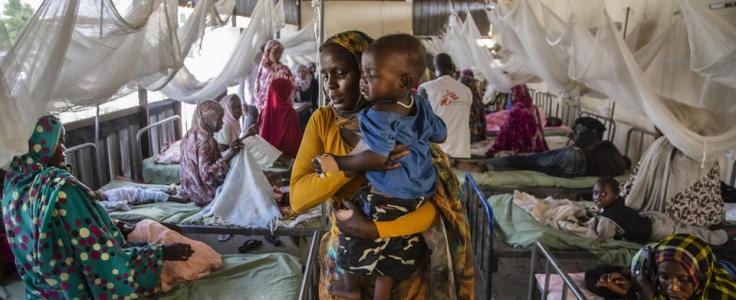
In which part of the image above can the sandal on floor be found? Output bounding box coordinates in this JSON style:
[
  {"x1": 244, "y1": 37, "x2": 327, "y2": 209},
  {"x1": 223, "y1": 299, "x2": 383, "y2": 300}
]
[
  {"x1": 265, "y1": 234, "x2": 282, "y2": 247},
  {"x1": 238, "y1": 239, "x2": 263, "y2": 253},
  {"x1": 217, "y1": 234, "x2": 233, "y2": 242}
]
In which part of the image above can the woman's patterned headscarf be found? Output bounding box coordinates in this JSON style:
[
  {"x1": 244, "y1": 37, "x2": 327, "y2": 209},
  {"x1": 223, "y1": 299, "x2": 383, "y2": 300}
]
[
  {"x1": 259, "y1": 40, "x2": 284, "y2": 69},
  {"x1": 319, "y1": 31, "x2": 373, "y2": 134},
  {"x1": 631, "y1": 234, "x2": 736, "y2": 299},
  {"x1": 192, "y1": 100, "x2": 225, "y2": 134}
]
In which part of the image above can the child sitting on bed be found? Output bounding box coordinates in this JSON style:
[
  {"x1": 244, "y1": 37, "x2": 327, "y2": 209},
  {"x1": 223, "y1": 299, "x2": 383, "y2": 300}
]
[
  {"x1": 592, "y1": 177, "x2": 733, "y2": 245},
  {"x1": 314, "y1": 34, "x2": 447, "y2": 300},
  {"x1": 94, "y1": 186, "x2": 189, "y2": 211}
]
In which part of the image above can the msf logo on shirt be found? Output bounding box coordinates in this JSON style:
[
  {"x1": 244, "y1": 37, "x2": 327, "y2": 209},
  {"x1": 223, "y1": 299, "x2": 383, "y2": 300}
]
[{"x1": 439, "y1": 90, "x2": 460, "y2": 106}]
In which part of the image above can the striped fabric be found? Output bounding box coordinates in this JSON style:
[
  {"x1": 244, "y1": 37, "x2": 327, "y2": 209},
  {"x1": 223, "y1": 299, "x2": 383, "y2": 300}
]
[{"x1": 632, "y1": 234, "x2": 736, "y2": 300}]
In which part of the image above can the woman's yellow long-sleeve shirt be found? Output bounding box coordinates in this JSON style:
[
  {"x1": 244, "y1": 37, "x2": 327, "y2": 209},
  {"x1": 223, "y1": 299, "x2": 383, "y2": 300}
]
[{"x1": 290, "y1": 107, "x2": 437, "y2": 238}]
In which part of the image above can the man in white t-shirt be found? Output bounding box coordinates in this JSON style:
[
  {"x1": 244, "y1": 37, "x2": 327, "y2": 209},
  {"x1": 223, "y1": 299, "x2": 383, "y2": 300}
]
[{"x1": 418, "y1": 53, "x2": 472, "y2": 158}]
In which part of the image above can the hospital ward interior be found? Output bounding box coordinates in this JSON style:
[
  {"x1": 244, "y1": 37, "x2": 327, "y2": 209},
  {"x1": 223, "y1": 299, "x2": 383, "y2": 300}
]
[{"x1": 2, "y1": 0, "x2": 736, "y2": 299}]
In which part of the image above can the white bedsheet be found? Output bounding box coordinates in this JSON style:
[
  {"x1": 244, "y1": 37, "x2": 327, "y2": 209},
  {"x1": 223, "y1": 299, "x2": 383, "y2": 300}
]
[{"x1": 201, "y1": 150, "x2": 281, "y2": 229}]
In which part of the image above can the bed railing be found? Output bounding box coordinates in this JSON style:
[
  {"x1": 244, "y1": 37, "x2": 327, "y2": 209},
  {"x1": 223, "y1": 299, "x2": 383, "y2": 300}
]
[
  {"x1": 624, "y1": 127, "x2": 657, "y2": 162},
  {"x1": 528, "y1": 241, "x2": 588, "y2": 300},
  {"x1": 64, "y1": 142, "x2": 101, "y2": 189},
  {"x1": 463, "y1": 174, "x2": 494, "y2": 300},
  {"x1": 135, "y1": 115, "x2": 181, "y2": 170},
  {"x1": 299, "y1": 230, "x2": 321, "y2": 300}
]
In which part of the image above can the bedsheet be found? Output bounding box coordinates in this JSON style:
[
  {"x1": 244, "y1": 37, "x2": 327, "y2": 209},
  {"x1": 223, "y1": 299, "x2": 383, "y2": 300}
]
[
  {"x1": 470, "y1": 135, "x2": 571, "y2": 157},
  {"x1": 101, "y1": 180, "x2": 322, "y2": 228},
  {"x1": 154, "y1": 253, "x2": 302, "y2": 300},
  {"x1": 0, "y1": 253, "x2": 303, "y2": 300},
  {"x1": 488, "y1": 194, "x2": 641, "y2": 266},
  {"x1": 143, "y1": 156, "x2": 182, "y2": 185},
  {"x1": 454, "y1": 169, "x2": 631, "y2": 190}
]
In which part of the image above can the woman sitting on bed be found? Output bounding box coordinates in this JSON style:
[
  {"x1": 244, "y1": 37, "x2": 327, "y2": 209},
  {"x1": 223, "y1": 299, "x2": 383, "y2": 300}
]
[
  {"x1": 631, "y1": 234, "x2": 736, "y2": 300},
  {"x1": 457, "y1": 117, "x2": 630, "y2": 177},
  {"x1": 180, "y1": 100, "x2": 245, "y2": 206},
  {"x1": 485, "y1": 84, "x2": 548, "y2": 157},
  {"x1": 2, "y1": 115, "x2": 194, "y2": 299}
]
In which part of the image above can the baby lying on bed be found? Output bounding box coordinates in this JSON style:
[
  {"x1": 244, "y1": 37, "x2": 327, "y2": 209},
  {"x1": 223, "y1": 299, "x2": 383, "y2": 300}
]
[
  {"x1": 94, "y1": 186, "x2": 190, "y2": 211},
  {"x1": 592, "y1": 177, "x2": 734, "y2": 245}
]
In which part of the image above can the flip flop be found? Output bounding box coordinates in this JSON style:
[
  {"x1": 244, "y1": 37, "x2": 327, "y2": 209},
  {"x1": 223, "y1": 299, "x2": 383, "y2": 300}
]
[
  {"x1": 265, "y1": 234, "x2": 282, "y2": 247},
  {"x1": 238, "y1": 239, "x2": 263, "y2": 253},
  {"x1": 217, "y1": 234, "x2": 233, "y2": 242}
]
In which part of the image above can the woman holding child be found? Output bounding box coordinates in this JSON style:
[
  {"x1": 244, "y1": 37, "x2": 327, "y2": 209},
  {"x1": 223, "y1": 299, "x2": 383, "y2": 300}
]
[{"x1": 290, "y1": 31, "x2": 474, "y2": 299}]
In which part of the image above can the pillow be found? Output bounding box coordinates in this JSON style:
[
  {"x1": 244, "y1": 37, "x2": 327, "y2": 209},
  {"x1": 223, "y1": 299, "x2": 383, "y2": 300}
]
[{"x1": 154, "y1": 140, "x2": 182, "y2": 165}]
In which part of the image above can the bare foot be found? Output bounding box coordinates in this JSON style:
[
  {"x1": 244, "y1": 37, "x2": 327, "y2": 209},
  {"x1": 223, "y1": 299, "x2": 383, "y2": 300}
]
[{"x1": 329, "y1": 282, "x2": 361, "y2": 300}]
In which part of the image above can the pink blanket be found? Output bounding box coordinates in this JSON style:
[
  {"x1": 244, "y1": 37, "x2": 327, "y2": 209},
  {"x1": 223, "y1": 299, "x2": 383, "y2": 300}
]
[
  {"x1": 127, "y1": 220, "x2": 223, "y2": 292},
  {"x1": 486, "y1": 107, "x2": 548, "y2": 132}
]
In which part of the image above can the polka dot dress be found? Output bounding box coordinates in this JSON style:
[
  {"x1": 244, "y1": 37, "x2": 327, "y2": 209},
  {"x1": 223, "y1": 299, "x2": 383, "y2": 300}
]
[{"x1": 2, "y1": 116, "x2": 163, "y2": 299}]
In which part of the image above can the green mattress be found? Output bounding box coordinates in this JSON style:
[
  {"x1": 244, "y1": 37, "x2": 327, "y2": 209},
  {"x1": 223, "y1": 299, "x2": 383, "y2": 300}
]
[
  {"x1": 154, "y1": 253, "x2": 302, "y2": 300},
  {"x1": 1, "y1": 253, "x2": 303, "y2": 300},
  {"x1": 454, "y1": 169, "x2": 631, "y2": 190},
  {"x1": 143, "y1": 157, "x2": 181, "y2": 185},
  {"x1": 488, "y1": 194, "x2": 641, "y2": 266}
]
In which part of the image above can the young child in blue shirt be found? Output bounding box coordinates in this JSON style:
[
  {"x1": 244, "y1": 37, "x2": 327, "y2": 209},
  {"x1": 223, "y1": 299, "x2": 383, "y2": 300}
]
[{"x1": 316, "y1": 34, "x2": 447, "y2": 300}]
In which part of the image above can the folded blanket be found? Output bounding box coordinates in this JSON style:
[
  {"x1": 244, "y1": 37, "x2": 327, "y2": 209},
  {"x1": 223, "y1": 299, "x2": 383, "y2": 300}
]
[{"x1": 127, "y1": 220, "x2": 223, "y2": 292}]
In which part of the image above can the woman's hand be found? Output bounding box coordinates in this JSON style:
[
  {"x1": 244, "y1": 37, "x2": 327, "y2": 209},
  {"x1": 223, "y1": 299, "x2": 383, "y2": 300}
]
[
  {"x1": 243, "y1": 124, "x2": 257, "y2": 138},
  {"x1": 383, "y1": 144, "x2": 409, "y2": 171},
  {"x1": 636, "y1": 271, "x2": 656, "y2": 300},
  {"x1": 162, "y1": 243, "x2": 193, "y2": 261},
  {"x1": 335, "y1": 201, "x2": 379, "y2": 240},
  {"x1": 114, "y1": 220, "x2": 135, "y2": 237}
]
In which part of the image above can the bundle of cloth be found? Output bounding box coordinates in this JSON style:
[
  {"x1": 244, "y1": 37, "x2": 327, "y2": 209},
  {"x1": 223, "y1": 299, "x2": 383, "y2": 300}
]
[{"x1": 127, "y1": 220, "x2": 223, "y2": 292}]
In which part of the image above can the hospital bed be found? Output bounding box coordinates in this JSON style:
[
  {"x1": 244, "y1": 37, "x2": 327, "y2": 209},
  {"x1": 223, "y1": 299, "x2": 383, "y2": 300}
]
[
  {"x1": 529, "y1": 241, "x2": 601, "y2": 300},
  {"x1": 136, "y1": 116, "x2": 183, "y2": 185},
  {"x1": 64, "y1": 143, "x2": 324, "y2": 300},
  {"x1": 459, "y1": 114, "x2": 638, "y2": 199},
  {"x1": 1, "y1": 241, "x2": 321, "y2": 300},
  {"x1": 462, "y1": 174, "x2": 640, "y2": 299}
]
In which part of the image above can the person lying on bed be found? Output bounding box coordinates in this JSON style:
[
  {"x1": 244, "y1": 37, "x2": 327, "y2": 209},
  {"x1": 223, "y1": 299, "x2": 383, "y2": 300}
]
[
  {"x1": 591, "y1": 177, "x2": 735, "y2": 245},
  {"x1": 456, "y1": 117, "x2": 630, "y2": 177},
  {"x1": 93, "y1": 186, "x2": 190, "y2": 211}
]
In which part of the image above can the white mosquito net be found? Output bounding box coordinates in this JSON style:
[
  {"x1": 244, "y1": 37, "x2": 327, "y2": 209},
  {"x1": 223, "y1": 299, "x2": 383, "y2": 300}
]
[
  {"x1": 487, "y1": 0, "x2": 736, "y2": 162},
  {"x1": 0, "y1": 0, "x2": 317, "y2": 168}
]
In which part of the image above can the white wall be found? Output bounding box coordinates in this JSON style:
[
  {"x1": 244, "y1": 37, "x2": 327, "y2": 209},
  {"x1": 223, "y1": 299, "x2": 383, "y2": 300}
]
[{"x1": 301, "y1": 1, "x2": 413, "y2": 38}]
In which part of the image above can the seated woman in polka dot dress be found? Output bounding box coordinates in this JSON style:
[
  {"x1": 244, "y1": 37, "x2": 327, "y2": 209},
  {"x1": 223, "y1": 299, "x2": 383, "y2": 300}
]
[{"x1": 1, "y1": 115, "x2": 193, "y2": 299}]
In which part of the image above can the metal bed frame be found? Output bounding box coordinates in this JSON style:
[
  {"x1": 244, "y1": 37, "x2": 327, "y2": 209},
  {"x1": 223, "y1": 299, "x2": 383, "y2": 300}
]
[
  {"x1": 136, "y1": 115, "x2": 182, "y2": 167},
  {"x1": 528, "y1": 241, "x2": 588, "y2": 300},
  {"x1": 65, "y1": 139, "x2": 323, "y2": 300},
  {"x1": 624, "y1": 127, "x2": 657, "y2": 161},
  {"x1": 463, "y1": 174, "x2": 598, "y2": 300}
]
